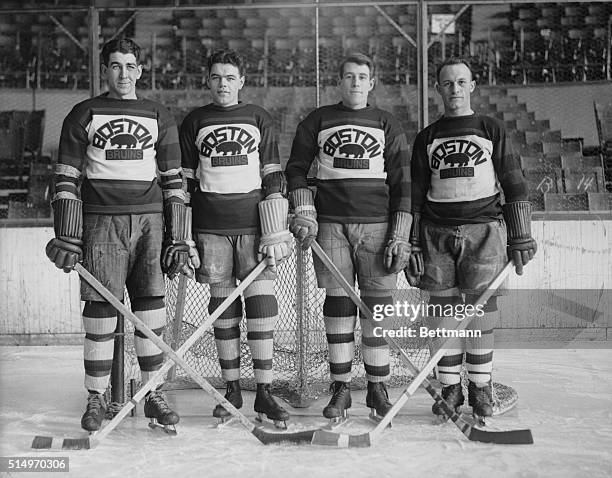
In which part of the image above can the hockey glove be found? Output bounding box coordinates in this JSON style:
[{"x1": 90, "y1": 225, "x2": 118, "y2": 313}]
[
  {"x1": 384, "y1": 211, "x2": 413, "y2": 273},
  {"x1": 289, "y1": 188, "x2": 318, "y2": 250},
  {"x1": 184, "y1": 207, "x2": 201, "y2": 271},
  {"x1": 258, "y1": 194, "x2": 293, "y2": 272},
  {"x1": 46, "y1": 197, "x2": 83, "y2": 273},
  {"x1": 404, "y1": 211, "x2": 424, "y2": 287},
  {"x1": 262, "y1": 170, "x2": 287, "y2": 197},
  {"x1": 503, "y1": 201, "x2": 537, "y2": 276},
  {"x1": 161, "y1": 202, "x2": 192, "y2": 280}
]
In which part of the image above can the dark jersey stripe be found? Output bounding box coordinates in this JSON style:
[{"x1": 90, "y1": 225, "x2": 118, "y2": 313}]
[
  {"x1": 191, "y1": 189, "x2": 263, "y2": 234},
  {"x1": 315, "y1": 178, "x2": 391, "y2": 223},
  {"x1": 81, "y1": 178, "x2": 163, "y2": 214}
]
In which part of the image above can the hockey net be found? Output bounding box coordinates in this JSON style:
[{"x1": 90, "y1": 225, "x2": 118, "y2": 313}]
[{"x1": 116, "y1": 245, "x2": 516, "y2": 412}]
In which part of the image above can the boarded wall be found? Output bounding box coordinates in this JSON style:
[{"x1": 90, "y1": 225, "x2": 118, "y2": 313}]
[{"x1": 0, "y1": 220, "x2": 610, "y2": 346}]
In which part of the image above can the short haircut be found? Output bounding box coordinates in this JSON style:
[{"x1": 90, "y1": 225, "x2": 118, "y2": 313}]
[
  {"x1": 436, "y1": 57, "x2": 473, "y2": 83},
  {"x1": 339, "y1": 52, "x2": 376, "y2": 78},
  {"x1": 207, "y1": 49, "x2": 245, "y2": 77},
  {"x1": 101, "y1": 38, "x2": 141, "y2": 66}
]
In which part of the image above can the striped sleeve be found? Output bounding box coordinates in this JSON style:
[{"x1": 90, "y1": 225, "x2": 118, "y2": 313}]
[
  {"x1": 490, "y1": 120, "x2": 529, "y2": 203},
  {"x1": 410, "y1": 130, "x2": 431, "y2": 214},
  {"x1": 156, "y1": 104, "x2": 184, "y2": 205},
  {"x1": 257, "y1": 106, "x2": 282, "y2": 177},
  {"x1": 179, "y1": 110, "x2": 200, "y2": 207},
  {"x1": 55, "y1": 104, "x2": 88, "y2": 200},
  {"x1": 285, "y1": 112, "x2": 319, "y2": 191},
  {"x1": 384, "y1": 113, "x2": 411, "y2": 213}
]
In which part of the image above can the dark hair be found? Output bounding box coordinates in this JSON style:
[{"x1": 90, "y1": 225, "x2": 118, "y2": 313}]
[
  {"x1": 101, "y1": 38, "x2": 141, "y2": 66},
  {"x1": 436, "y1": 57, "x2": 473, "y2": 83},
  {"x1": 207, "y1": 49, "x2": 245, "y2": 77},
  {"x1": 338, "y1": 52, "x2": 376, "y2": 78}
]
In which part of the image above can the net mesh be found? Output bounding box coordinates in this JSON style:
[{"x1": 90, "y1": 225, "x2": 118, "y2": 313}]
[
  {"x1": 117, "y1": 245, "x2": 512, "y2": 413},
  {"x1": 120, "y1": 246, "x2": 429, "y2": 407}
]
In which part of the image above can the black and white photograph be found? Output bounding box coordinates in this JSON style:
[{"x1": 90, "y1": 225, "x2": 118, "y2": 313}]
[{"x1": 0, "y1": 1, "x2": 611, "y2": 477}]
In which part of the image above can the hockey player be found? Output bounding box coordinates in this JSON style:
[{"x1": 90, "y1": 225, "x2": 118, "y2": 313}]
[
  {"x1": 45, "y1": 38, "x2": 187, "y2": 433},
  {"x1": 285, "y1": 53, "x2": 412, "y2": 424},
  {"x1": 406, "y1": 57, "x2": 537, "y2": 423},
  {"x1": 179, "y1": 50, "x2": 292, "y2": 428}
]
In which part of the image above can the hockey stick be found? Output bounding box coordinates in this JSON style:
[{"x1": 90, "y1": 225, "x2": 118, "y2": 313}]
[
  {"x1": 310, "y1": 242, "x2": 533, "y2": 446},
  {"x1": 167, "y1": 274, "x2": 188, "y2": 382},
  {"x1": 33, "y1": 261, "x2": 314, "y2": 449},
  {"x1": 32, "y1": 263, "x2": 265, "y2": 450},
  {"x1": 76, "y1": 262, "x2": 315, "y2": 446}
]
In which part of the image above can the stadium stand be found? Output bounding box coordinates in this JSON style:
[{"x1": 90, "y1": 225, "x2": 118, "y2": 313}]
[
  {"x1": 0, "y1": 110, "x2": 49, "y2": 219},
  {"x1": 0, "y1": 2, "x2": 611, "y2": 216}
]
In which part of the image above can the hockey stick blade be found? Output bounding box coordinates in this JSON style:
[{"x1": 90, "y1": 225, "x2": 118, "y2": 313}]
[
  {"x1": 311, "y1": 242, "x2": 532, "y2": 445},
  {"x1": 32, "y1": 262, "x2": 277, "y2": 450}
]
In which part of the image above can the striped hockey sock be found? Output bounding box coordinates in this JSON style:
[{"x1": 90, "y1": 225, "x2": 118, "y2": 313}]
[
  {"x1": 244, "y1": 280, "x2": 278, "y2": 384},
  {"x1": 465, "y1": 296, "x2": 499, "y2": 384},
  {"x1": 132, "y1": 297, "x2": 166, "y2": 386},
  {"x1": 82, "y1": 301, "x2": 117, "y2": 394},
  {"x1": 428, "y1": 294, "x2": 464, "y2": 386},
  {"x1": 211, "y1": 281, "x2": 243, "y2": 383},
  {"x1": 361, "y1": 291, "x2": 391, "y2": 383},
  {"x1": 323, "y1": 288, "x2": 357, "y2": 383}
]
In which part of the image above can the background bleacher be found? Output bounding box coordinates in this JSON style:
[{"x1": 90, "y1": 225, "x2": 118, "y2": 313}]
[{"x1": 1, "y1": 1, "x2": 611, "y2": 219}]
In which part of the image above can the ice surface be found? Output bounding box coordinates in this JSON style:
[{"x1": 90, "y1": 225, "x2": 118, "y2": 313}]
[{"x1": 1, "y1": 346, "x2": 611, "y2": 478}]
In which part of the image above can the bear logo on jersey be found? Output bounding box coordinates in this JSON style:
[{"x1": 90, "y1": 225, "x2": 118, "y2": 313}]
[
  {"x1": 92, "y1": 118, "x2": 154, "y2": 160},
  {"x1": 111, "y1": 133, "x2": 137, "y2": 149},
  {"x1": 200, "y1": 126, "x2": 257, "y2": 167},
  {"x1": 323, "y1": 127, "x2": 382, "y2": 170},
  {"x1": 431, "y1": 138, "x2": 487, "y2": 179}
]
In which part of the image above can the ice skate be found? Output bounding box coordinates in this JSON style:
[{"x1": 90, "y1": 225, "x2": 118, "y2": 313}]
[
  {"x1": 213, "y1": 380, "x2": 243, "y2": 427},
  {"x1": 254, "y1": 383, "x2": 289, "y2": 430},
  {"x1": 468, "y1": 381, "x2": 493, "y2": 426},
  {"x1": 144, "y1": 390, "x2": 180, "y2": 435},
  {"x1": 366, "y1": 382, "x2": 393, "y2": 427},
  {"x1": 81, "y1": 391, "x2": 106, "y2": 433},
  {"x1": 322, "y1": 381, "x2": 351, "y2": 429},
  {"x1": 432, "y1": 382, "x2": 464, "y2": 423}
]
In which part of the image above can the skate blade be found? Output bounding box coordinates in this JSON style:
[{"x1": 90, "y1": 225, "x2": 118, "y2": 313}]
[
  {"x1": 213, "y1": 416, "x2": 238, "y2": 429},
  {"x1": 255, "y1": 413, "x2": 288, "y2": 430},
  {"x1": 471, "y1": 413, "x2": 487, "y2": 427},
  {"x1": 368, "y1": 409, "x2": 392, "y2": 428},
  {"x1": 148, "y1": 419, "x2": 177, "y2": 436},
  {"x1": 323, "y1": 416, "x2": 351, "y2": 431},
  {"x1": 432, "y1": 406, "x2": 462, "y2": 425},
  {"x1": 432, "y1": 414, "x2": 450, "y2": 425}
]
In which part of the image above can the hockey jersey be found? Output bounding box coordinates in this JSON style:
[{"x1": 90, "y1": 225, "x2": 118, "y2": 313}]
[
  {"x1": 285, "y1": 103, "x2": 411, "y2": 224},
  {"x1": 179, "y1": 102, "x2": 282, "y2": 235},
  {"x1": 411, "y1": 113, "x2": 528, "y2": 225},
  {"x1": 56, "y1": 93, "x2": 183, "y2": 214}
]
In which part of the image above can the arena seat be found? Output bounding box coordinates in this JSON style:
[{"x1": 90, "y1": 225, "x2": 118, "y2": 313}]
[
  {"x1": 544, "y1": 192, "x2": 588, "y2": 211},
  {"x1": 561, "y1": 153, "x2": 603, "y2": 170},
  {"x1": 563, "y1": 167, "x2": 605, "y2": 194},
  {"x1": 542, "y1": 141, "x2": 562, "y2": 156},
  {"x1": 587, "y1": 192, "x2": 612, "y2": 211},
  {"x1": 524, "y1": 167, "x2": 562, "y2": 210}
]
